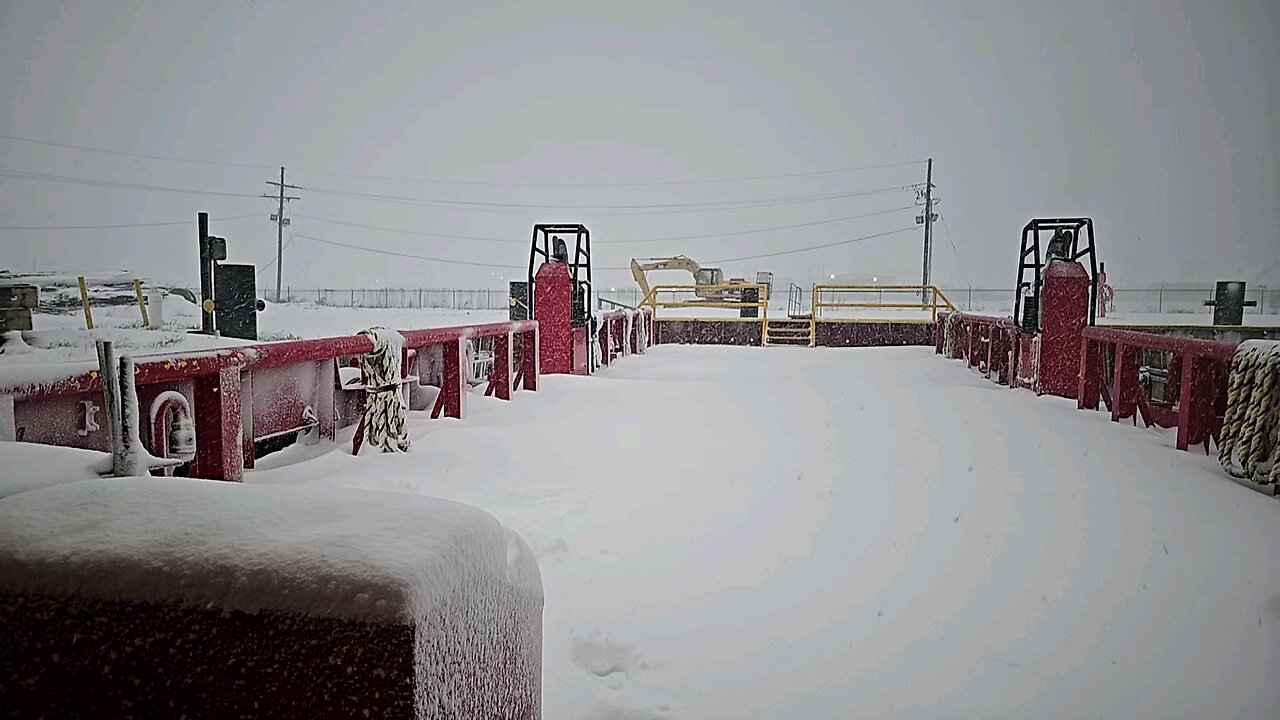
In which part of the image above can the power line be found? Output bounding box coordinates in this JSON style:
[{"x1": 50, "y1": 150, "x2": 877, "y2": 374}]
[
  {"x1": 0, "y1": 167, "x2": 265, "y2": 199},
  {"x1": 0, "y1": 163, "x2": 912, "y2": 215},
  {"x1": 294, "y1": 214, "x2": 521, "y2": 244},
  {"x1": 258, "y1": 234, "x2": 296, "y2": 276},
  {"x1": 708, "y1": 227, "x2": 919, "y2": 264},
  {"x1": 1, "y1": 132, "x2": 923, "y2": 188},
  {"x1": 303, "y1": 184, "x2": 911, "y2": 212},
  {"x1": 294, "y1": 225, "x2": 920, "y2": 269},
  {"x1": 320, "y1": 188, "x2": 907, "y2": 217},
  {"x1": 291, "y1": 234, "x2": 524, "y2": 269},
  {"x1": 938, "y1": 215, "x2": 972, "y2": 286},
  {"x1": 0, "y1": 213, "x2": 261, "y2": 230},
  {"x1": 293, "y1": 204, "x2": 916, "y2": 246},
  {"x1": 598, "y1": 205, "x2": 916, "y2": 244},
  {"x1": 287, "y1": 159, "x2": 927, "y2": 188},
  {"x1": 0, "y1": 133, "x2": 273, "y2": 170}
]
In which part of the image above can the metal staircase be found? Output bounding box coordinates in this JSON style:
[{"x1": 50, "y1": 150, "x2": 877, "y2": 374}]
[
  {"x1": 764, "y1": 318, "x2": 815, "y2": 347},
  {"x1": 766, "y1": 283, "x2": 816, "y2": 346}
]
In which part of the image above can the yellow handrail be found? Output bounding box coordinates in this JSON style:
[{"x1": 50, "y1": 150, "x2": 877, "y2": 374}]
[
  {"x1": 641, "y1": 283, "x2": 770, "y2": 331},
  {"x1": 812, "y1": 285, "x2": 956, "y2": 322}
]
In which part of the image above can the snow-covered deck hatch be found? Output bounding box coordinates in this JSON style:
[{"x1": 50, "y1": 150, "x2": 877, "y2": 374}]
[{"x1": 0, "y1": 478, "x2": 542, "y2": 624}]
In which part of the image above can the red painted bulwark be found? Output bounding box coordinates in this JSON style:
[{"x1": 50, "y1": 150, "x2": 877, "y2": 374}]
[
  {"x1": 493, "y1": 332, "x2": 512, "y2": 400},
  {"x1": 442, "y1": 339, "x2": 466, "y2": 419},
  {"x1": 655, "y1": 321, "x2": 762, "y2": 346},
  {"x1": 534, "y1": 263, "x2": 575, "y2": 374},
  {"x1": 1037, "y1": 260, "x2": 1091, "y2": 398},
  {"x1": 815, "y1": 322, "x2": 935, "y2": 348},
  {"x1": 1, "y1": 320, "x2": 544, "y2": 482},
  {"x1": 1079, "y1": 326, "x2": 1235, "y2": 452},
  {"x1": 193, "y1": 366, "x2": 244, "y2": 482}
]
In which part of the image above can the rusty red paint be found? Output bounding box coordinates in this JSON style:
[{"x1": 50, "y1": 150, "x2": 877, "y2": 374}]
[
  {"x1": 534, "y1": 263, "x2": 576, "y2": 374},
  {"x1": 493, "y1": 333, "x2": 512, "y2": 400},
  {"x1": 4, "y1": 321, "x2": 544, "y2": 481},
  {"x1": 1037, "y1": 260, "x2": 1092, "y2": 399},
  {"x1": 1079, "y1": 326, "x2": 1235, "y2": 452}
]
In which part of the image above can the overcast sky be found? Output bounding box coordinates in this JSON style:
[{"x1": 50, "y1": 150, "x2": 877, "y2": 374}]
[{"x1": 2, "y1": 0, "x2": 1277, "y2": 292}]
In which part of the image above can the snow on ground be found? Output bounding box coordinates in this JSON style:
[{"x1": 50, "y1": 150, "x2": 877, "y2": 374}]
[
  {"x1": 240, "y1": 344, "x2": 1280, "y2": 719},
  {"x1": 0, "y1": 442, "x2": 107, "y2": 499}
]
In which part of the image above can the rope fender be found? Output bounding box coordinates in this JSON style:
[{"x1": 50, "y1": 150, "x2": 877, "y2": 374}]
[
  {"x1": 941, "y1": 312, "x2": 962, "y2": 359},
  {"x1": 358, "y1": 327, "x2": 410, "y2": 454},
  {"x1": 1218, "y1": 340, "x2": 1280, "y2": 486}
]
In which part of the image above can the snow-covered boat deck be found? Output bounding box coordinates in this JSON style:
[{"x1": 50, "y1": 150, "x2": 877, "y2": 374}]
[{"x1": 249, "y1": 344, "x2": 1280, "y2": 719}]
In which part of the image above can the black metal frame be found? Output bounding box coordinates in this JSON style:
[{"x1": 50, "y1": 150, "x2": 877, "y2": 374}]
[
  {"x1": 527, "y1": 223, "x2": 593, "y2": 330},
  {"x1": 1012, "y1": 217, "x2": 1099, "y2": 332},
  {"x1": 787, "y1": 282, "x2": 806, "y2": 319}
]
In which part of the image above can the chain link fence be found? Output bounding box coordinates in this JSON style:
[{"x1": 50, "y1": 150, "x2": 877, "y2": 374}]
[
  {"x1": 280, "y1": 287, "x2": 647, "y2": 310},
  {"x1": 279, "y1": 286, "x2": 1279, "y2": 317},
  {"x1": 938, "y1": 287, "x2": 1280, "y2": 316}
]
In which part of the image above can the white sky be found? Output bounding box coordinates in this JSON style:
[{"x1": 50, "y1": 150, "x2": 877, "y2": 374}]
[{"x1": 1, "y1": 0, "x2": 1277, "y2": 292}]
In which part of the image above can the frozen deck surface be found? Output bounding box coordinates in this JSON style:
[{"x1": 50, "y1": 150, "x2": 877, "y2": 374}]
[{"x1": 251, "y1": 345, "x2": 1280, "y2": 719}]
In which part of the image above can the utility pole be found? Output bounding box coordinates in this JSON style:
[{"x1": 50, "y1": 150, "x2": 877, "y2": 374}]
[
  {"x1": 920, "y1": 158, "x2": 934, "y2": 289},
  {"x1": 916, "y1": 158, "x2": 938, "y2": 306},
  {"x1": 263, "y1": 167, "x2": 302, "y2": 303}
]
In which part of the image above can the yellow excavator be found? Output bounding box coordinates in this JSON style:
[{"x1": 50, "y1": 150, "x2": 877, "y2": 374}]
[{"x1": 631, "y1": 256, "x2": 753, "y2": 302}]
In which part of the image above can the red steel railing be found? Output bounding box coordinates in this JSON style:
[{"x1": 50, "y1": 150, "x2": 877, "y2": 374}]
[{"x1": 0, "y1": 321, "x2": 540, "y2": 482}]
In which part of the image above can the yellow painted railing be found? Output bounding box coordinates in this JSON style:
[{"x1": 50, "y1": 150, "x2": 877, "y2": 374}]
[
  {"x1": 640, "y1": 283, "x2": 770, "y2": 329},
  {"x1": 812, "y1": 285, "x2": 956, "y2": 323}
]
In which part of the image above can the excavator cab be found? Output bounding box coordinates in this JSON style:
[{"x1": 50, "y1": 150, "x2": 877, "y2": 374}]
[{"x1": 694, "y1": 268, "x2": 722, "y2": 286}]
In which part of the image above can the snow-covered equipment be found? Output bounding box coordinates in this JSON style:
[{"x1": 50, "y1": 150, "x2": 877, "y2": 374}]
[
  {"x1": 0, "y1": 478, "x2": 545, "y2": 717},
  {"x1": 1011, "y1": 218, "x2": 1100, "y2": 398},
  {"x1": 352, "y1": 327, "x2": 410, "y2": 455},
  {"x1": 527, "y1": 224, "x2": 594, "y2": 376},
  {"x1": 94, "y1": 340, "x2": 184, "y2": 477},
  {"x1": 149, "y1": 390, "x2": 197, "y2": 473},
  {"x1": 196, "y1": 211, "x2": 263, "y2": 339},
  {"x1": 1203, "y1": 281, "x2": 1257, "y2": 327},
  {"x1": 0, "y1": 281, "x2": 37, "y2": 334},
  {"x1": 465, "y1": 338, "x2": 495, "y2": 385},
  {"x1": 146, "y1": 286, "x2": 165, "y2": 328}
]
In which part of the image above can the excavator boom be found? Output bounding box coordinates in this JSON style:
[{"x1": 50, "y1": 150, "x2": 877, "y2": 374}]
[{"x1": 632, "y1": 255, "x2": 753, "y2": 303}]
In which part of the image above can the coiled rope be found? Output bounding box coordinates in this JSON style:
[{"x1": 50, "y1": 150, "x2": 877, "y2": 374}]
[
  {"x1": 358, "y1": 327, "x2": 410, "y2": 454},
  {"x1": 635, "y1": 310, "x2": 650, "y2": 353},
  {"x1": 1218, "y1": 340, "x2": 1280, "y2": 487},
  {"x1": 942, "y1": 311, "x2": 962, "y2": 359}
]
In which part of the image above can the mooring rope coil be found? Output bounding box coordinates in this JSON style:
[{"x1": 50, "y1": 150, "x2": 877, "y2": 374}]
[
  {"x1": 359, "y1": 327, "x2": 410, "y2": 454},
  {"x1": 635, "y1": 309, "x2": 650, "y2": 353},
  {"x1": 1218, "y1": 340, "x2": 1280, "y2": 486},
  {"x1": 622, "y1": 311, "x2": 634, "y2": 357},
  {"x1": 941, "y1": 311, "x2": 961, "y2": 359}
]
